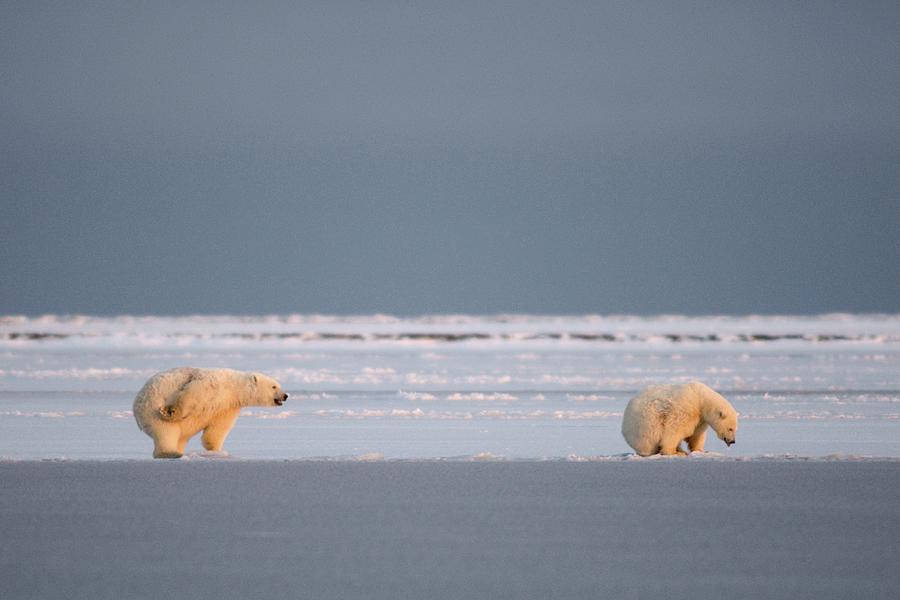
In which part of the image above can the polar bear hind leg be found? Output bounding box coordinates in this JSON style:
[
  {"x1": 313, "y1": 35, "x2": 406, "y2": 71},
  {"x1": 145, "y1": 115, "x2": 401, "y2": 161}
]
[
  {"x1": 201, "y1": 409, "x2": 240, "y2": 452},
  {"x1": 151, "y1": 424, "x2": 184, "y2": 459},
  {"x1": 659, "y1": 431, "x2": 689, "y2": 455},
  {"x1": 159, "y1": 377, "x2": 206, "y2": 421}
]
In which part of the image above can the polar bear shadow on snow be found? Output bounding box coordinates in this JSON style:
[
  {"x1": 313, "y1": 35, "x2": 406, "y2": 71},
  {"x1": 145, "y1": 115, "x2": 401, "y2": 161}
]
[
  {"x1": 621, "y1": 381, "x2": 738, "y2": 456},
  {"x1": 133, "y1": 368, "x2": 288, "y2": 459}
]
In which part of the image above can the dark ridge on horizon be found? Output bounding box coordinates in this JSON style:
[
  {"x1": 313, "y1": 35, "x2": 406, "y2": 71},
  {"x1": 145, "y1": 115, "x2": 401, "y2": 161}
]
[{"x1": 1, "y1": 331, "x2": 891, "y2": 344}]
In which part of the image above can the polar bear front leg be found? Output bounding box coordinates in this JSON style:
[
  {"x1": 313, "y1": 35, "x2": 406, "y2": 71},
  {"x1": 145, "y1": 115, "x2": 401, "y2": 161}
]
[
  {"x1": 201, "y1": 409, "x2": 240, "y2": 452},
  {"x1": 687, "y1": 426, "x2": 707, "y2": 453}
]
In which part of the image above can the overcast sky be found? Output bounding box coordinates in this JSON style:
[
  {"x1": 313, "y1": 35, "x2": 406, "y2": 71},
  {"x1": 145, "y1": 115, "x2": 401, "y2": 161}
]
[{"x1": 2, "y1": 1, "x2": 898, "y2": 316}]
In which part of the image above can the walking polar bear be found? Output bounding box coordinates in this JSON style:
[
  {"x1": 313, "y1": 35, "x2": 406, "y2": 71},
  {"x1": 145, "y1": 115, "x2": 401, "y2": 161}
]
[
  {"x1": 133, "y1": 368, "x2": 288, "y2": 458},
  {"x1": 622, "y1": 381, "x2": 738, "y2": 456}
]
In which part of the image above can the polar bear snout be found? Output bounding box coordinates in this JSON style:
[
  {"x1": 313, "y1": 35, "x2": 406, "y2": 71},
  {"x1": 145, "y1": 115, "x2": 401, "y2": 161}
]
[{"x1": 274, "y1": 393, "x2": 288, "y2": 406}]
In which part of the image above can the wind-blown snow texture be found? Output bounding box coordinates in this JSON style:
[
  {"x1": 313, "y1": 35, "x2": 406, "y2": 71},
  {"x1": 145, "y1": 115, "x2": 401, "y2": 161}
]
[{"x1": 1, "y1": 314, "x2": 899, "y2": 460}]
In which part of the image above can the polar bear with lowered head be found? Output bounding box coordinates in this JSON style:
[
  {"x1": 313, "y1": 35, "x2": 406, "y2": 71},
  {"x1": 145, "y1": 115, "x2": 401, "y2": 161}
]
[
  {"x1": 133, "y1": 368, "x2": 288, "y2": 458},
  {"x1": 622, "y1": 381, "x2": 738, "y2": 456}
]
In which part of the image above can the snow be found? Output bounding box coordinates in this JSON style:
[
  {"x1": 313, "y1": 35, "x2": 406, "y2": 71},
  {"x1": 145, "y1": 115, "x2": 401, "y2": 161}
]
[{"x1": 1, "y1": 314, "x2": 899, "y2": 460}]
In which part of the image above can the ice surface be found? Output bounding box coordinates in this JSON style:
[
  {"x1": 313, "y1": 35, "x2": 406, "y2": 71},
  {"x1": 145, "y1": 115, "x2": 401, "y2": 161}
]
[
  {"x1": 1, "y1": 314, "x2": 899, "y2": 460},
  {"x1": 1, "y1": 461, "x2": 899, "y2": 600}
]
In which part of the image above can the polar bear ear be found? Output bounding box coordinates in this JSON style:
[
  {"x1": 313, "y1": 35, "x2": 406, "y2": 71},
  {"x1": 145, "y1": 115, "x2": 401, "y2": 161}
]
[
  {"x1": 719, "y1": 410, "x2": 725, "y2": 419},
  {"x1": 250, "y1": 373, "x2": 258, "y2": 384}
]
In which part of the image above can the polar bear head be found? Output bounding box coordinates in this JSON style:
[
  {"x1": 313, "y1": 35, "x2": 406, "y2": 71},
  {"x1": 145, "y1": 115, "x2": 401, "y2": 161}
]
[
  {"x1": 694, "y1": 382, "x2": 739, "y2": 447},
  {"x1": 708, "y1": 404, "x2": 739, "y2": 447},
  {"x1": 249, "y1": 372, "x2": 289, "y2": 406}
]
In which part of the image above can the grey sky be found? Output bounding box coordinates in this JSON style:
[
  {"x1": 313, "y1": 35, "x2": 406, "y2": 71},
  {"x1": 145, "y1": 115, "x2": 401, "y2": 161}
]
[{"x1": 2, "y1": 1, "x2": 899, "y2": 315}]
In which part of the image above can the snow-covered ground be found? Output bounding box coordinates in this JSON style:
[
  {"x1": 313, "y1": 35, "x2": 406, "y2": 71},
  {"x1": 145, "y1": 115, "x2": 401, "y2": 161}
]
[{"x1": 2, "y1": 314, "x2": 899, "y2": 460}]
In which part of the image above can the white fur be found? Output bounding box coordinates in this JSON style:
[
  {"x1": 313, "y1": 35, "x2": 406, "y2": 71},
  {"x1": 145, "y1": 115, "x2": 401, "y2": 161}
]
[
  {"x1": 621, "y1": 381, "x2": 738, "y2": 456},
  {"x1": 133, "y1": 368, "x2": 287, "y2": 458}
]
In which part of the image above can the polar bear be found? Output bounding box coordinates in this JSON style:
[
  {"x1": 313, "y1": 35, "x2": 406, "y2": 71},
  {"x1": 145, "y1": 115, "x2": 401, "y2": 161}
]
[
  {"x1": 133, "y1": 368, "x2": 288, "y2": 458},
  {"x1": 621, "y1": 381, "x2": 738, "y2": 456}
]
